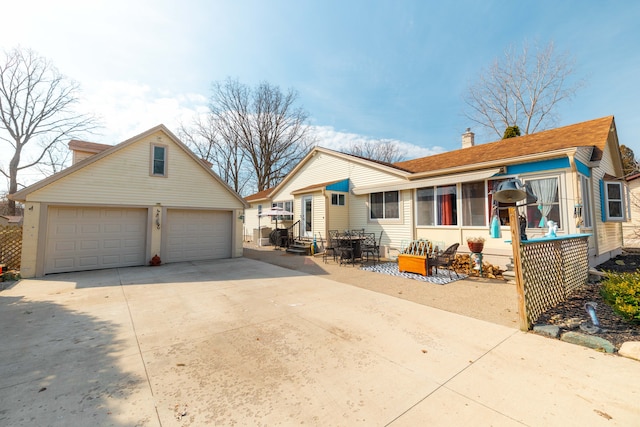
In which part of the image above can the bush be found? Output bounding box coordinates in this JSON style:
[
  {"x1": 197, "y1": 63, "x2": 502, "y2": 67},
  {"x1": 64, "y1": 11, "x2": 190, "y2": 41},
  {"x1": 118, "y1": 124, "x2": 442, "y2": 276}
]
[{"x1": 600, "y1": 271, "x2": 640, "y2": 323}]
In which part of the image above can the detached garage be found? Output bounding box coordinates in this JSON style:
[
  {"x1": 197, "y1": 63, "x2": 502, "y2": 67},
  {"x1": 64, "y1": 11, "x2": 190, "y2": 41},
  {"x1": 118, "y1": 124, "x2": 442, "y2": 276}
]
[{"x1": 11, "y1": 125, "x2": 248, "y2": 278}]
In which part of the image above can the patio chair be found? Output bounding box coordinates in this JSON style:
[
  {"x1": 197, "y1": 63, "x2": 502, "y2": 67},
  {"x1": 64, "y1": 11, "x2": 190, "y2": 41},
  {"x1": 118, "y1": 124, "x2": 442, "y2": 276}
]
[
  {"x1": 361, "y1": 231, "x2": 382, "y2": 265},
  {"x1": 323, "y1": 230, "x2": 340, "y2": 263},
  {"x1": 431, "y1": 243, "x2": 460, "y2": 278}
]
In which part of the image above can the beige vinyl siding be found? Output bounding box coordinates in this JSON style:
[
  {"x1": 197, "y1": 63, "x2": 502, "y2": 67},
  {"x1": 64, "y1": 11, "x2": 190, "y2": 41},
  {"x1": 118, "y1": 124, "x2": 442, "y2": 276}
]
[
  {"x1": 593, "y1": 140, "x2": 624, "y2": 255},
  {"x1": 25, "y1": 130, "x2": 243, "y2": 210},
  {"x1": 573, "y1": 147, "x2": 595, "y2": 167},
  {"x1": 623, "y1": 179, "x2": 640, "y2": 247},
  {"x1": 275, "y1": 152, "x2": 406, "y2": 198},
  {"x1": 72, "y1": 151, "x2": 95, "y2": 164},
  {"x1": 312, "y1": 193, "x2": 326, "y2": 241},
  {"x1": 243, "y1": 203, "x2": 268, "y2": 241},
  {"x1": 327, "y1": 192, "x2": 349, "y2": 233}
]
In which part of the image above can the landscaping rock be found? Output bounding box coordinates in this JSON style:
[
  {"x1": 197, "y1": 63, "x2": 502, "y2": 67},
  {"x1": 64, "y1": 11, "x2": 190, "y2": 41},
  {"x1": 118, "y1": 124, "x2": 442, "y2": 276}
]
[
  {"x1": 561, "y1": 331, "x2": 616, "y2": 353},
  {"x1": 618, "y1": 341, "x2": 640, "y2": 361},
  {"x1": 533, "y1": 324, "x2": 560, "y2": 338}
]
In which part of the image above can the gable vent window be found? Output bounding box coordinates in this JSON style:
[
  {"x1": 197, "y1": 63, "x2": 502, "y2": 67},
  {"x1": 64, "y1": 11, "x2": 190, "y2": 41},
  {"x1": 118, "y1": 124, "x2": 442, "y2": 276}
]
[{"x1": 151, "y1": 145, "x2": 167, "y2": 177}]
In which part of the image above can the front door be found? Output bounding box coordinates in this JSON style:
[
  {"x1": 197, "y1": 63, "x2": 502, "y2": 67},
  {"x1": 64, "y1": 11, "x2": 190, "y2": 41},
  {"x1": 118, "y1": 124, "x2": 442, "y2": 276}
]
[{"x1": 302, "y1": 196, "x2": 313, "y2": 238}]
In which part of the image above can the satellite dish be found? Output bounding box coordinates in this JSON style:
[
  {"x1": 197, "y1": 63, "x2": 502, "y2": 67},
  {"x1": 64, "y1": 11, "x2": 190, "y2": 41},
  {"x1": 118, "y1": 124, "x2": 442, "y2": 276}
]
[{"x1": 493, "y1": 179, "x2": 528, "y2": 203}]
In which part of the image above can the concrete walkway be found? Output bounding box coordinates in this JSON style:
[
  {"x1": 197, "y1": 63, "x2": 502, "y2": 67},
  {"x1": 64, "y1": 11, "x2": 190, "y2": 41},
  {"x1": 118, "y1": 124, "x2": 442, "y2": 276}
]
[{"x1": 0, "y1": 258, "x2": 638, "y2": 426}]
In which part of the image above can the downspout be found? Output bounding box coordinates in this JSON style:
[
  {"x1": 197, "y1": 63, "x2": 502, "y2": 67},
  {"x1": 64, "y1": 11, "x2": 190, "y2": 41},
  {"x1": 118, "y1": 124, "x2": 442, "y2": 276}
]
[
  {"x1": 322, "y1": 188, "x2": 329, "y2": 245},
  {"x1": 568, "y1": 153, "x2": 580, "y2": 235}
]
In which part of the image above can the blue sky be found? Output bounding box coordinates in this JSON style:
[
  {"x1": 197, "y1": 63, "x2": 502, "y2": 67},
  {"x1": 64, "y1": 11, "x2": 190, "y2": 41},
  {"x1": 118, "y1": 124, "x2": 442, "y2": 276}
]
[{"x1": 2, "y1": 0, "x2": 640, "y2": 190}]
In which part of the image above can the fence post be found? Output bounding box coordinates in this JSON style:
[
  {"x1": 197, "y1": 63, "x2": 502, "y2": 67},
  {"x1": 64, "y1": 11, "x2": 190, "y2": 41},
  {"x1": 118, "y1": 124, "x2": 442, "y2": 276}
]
[{"x1": 508, "y1": 207, "x2": 528, "y2": 331}]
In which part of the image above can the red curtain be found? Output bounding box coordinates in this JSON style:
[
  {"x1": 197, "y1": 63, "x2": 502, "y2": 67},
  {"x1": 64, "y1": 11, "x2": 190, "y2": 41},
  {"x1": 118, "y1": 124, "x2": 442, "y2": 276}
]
[{"x1": 439, "y1": 193, "x2": 453, "y2": 225}]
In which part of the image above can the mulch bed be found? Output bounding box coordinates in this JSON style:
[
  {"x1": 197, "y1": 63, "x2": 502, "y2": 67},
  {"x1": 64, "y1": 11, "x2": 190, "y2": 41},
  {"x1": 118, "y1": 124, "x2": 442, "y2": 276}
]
[{"x1": 534, "y1": 253, "x2": 640, "y2": 349}]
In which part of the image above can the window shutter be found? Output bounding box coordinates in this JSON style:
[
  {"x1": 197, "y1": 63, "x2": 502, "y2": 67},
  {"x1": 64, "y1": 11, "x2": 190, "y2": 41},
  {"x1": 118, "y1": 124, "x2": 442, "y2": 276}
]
[{"x1": 599, "y1": 179, "x2": 606, "y2": 222}]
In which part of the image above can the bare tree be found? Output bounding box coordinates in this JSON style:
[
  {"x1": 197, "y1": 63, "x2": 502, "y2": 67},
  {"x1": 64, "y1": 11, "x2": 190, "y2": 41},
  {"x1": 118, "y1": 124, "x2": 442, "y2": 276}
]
[
  {"x1": 209, "y1": 78, "x2": 314, "y2": 193},
  {"x1": 0, "y1": 47, "x2": 99, "y2": 214},
  {"x1": 464, "y1": 40, "x2": 584, "y2": 139},
  {"x1": 34, "y1": 139, "x2": 72, "y2": 176},
  {"x1": 346, "y1": 139, "x2": 405, "y2": 163},
  {"x1": 178, "y1": 113, "x2": 251, "y2": 194}
]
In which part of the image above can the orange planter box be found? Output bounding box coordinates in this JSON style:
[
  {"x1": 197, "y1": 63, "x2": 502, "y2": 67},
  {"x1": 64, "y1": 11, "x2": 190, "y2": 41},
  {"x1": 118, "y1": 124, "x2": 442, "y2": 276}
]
[{"x1": 398, "y1": 254, "x2": 431, "y2": 276}]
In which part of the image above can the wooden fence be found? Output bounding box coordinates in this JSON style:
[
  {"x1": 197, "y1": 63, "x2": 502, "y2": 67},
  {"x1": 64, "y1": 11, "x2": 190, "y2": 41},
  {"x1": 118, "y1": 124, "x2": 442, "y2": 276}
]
[{"x1": 0, "y1": 225, "x2": 22, "y2": 271}]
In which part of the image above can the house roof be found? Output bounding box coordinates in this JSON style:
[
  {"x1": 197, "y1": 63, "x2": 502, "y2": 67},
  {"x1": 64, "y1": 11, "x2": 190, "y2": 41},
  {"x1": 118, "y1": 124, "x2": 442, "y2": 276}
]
[
  {"x1": 10, "y1": 125, "x2": 249, "y2": 208},
  {"x1": 245, "y1": 188, "x2": 274, "y2": 202},
  {"x1": 0, "y1": 215, "x2": 23, "y2": 224},
  {"x1": 394, "y1": 116, "x2": 615, "y2": 174},
  {"x1": 68, "y1": 140, "x2": 112, "y2": 153},
  {"x1": 626, "y1": 172, "x2": 640, "y2": 182}
]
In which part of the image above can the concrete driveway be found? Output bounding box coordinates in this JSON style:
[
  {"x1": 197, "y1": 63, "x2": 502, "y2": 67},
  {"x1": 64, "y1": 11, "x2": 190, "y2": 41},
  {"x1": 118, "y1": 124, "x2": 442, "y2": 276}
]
[{"x1": 0, "y1": 258, "x2": 638, "y2": 426}]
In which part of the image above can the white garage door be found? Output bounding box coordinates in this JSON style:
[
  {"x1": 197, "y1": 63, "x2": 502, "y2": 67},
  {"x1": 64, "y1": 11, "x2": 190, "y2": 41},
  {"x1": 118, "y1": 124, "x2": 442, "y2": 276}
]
[
  {"x1": 45, "y1": 207, "x2": 147, "y2": 274},
  {"x1": 165, "y1": 210, "x2": 232, "y2": 263}
]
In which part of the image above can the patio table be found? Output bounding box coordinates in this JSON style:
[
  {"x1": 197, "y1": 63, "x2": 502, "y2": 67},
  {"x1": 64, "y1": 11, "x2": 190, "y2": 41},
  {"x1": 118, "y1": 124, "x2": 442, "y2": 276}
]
[{"x1": 336, "y1": 233, "x2": 366, "y2": 265}]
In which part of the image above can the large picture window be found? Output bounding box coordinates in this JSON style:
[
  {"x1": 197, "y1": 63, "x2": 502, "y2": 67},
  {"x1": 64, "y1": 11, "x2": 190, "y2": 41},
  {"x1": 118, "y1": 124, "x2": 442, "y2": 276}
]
[
  {"x1": 437, "y1": 185, "x2": 457, "y2": 225},
  {"x1": 370, "y1": 191, "x2": 399, "y2": 219},
  {"x1": 525, "y1": 177, "x2": 560, "y2": 228},
  {"x1": 416, "y1": 185, "x2": 458, "y2": 226},
  {"x1": 416, "y1": 188, "x2": 435, "y2": 226},
  {"x1": 461, "y1": 181, "x2": 486, "y2": 226}
]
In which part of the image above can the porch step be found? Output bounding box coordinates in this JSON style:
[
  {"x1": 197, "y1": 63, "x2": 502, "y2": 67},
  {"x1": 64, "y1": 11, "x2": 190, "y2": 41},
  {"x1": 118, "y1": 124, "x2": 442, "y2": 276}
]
[{"x1": 286, "y1": 241, "x2": 313, "y2": 256}]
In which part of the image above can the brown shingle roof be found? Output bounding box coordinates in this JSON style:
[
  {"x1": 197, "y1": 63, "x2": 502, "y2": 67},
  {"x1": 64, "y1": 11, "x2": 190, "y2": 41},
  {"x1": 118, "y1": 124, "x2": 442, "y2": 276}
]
[
  {"x1": 245, "y1": 188, "x2": 273, "y2": 202},
  {"x1": 68, "y1": 140, "x2": 112, "y2": 153},
  {"x1": 394, "y1": 116, "x2": 614, "y2": 174}
]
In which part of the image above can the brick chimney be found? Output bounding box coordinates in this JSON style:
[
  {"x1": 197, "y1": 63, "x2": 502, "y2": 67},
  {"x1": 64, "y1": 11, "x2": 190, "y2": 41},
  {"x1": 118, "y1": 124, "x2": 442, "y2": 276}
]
[{"x1": 462, "y1": 128, "x2": 474, "y2": 148}]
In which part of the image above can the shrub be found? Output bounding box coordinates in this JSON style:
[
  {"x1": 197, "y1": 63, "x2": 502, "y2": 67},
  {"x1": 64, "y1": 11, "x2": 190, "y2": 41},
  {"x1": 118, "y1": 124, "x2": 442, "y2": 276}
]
[{"x1": 600, "y1": 271, "x2": 640, "y2": 323}]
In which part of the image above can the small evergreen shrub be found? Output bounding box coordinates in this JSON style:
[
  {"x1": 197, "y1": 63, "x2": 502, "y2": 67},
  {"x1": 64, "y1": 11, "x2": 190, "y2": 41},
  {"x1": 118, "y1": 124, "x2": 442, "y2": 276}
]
[{"x1": 600, "y1": 272, "x2": 640, "y2": 323}]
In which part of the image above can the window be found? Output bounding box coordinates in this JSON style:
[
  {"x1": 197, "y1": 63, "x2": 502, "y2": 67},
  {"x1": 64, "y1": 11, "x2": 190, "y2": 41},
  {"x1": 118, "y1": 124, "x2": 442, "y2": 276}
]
[
  {"x1": 331, "y1": 193, "x2": 345, "y2": 206},
  {"x1": 524, "y1": 177, "x2": 560, "y2": 228},
  {"x1": 272, "y1": 200, "x2": 293, "y2": 220},
  {"x1": 370, "y1": 191, "x2": 399, "y2": 219},
  {"x1": 416, "y1": 187, "x2": 435, "y2": 226},
  {"x1": 488, "y1": 179, "x2": 513, "y2": 225},
  {"x1": 461, "y1": 181, "x2": 486, "y2": 226},
  {"x1": 601, "y1": 180, "x2": 629, "y2": 221},
  {"x1": 257, "y1": 204, "x2": 263, "y2": 215},
  {"x1": 416, "y1": 185, "x2": 458, "y2": 226},
  {"x1": 437, "y1": 185, "x2": 457, "y2": 225},
  {"x1": 151, "y1": 145, "x2": 167, "y2": 176},
  {"x1": 579, "y1": 175, "x2": 592, "y2": 228}
]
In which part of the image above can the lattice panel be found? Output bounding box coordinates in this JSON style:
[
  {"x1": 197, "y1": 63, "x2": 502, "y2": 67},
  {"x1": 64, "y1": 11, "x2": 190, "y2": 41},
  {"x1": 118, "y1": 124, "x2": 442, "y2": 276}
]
[
  {"x1": 518, "y1": 236, "x2": 590, "y2": 328},
  {"x1": 560, "y1": 238, "x2": 589, "y2": 295},
  {"x1": 521, "y1": 240, "x2": 564, "y2": 326},
  {"x1": 0, "y1": 225, "x2": 22, "y2": 271}
]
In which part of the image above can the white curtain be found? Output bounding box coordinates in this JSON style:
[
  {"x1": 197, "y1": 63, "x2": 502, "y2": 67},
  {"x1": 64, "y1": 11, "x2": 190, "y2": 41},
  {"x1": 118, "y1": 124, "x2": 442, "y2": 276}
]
[{"x1": 528, "y1": 178, "x2": 557, "y2": 227}]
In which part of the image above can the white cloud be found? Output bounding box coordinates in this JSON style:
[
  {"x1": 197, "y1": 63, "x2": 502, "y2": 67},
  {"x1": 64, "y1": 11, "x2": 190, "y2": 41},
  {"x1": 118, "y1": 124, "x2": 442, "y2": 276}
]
[
  {"x1": 309, "y1": 125, "x2": 443, "y2": 160},
  {"x1": 82, "y1": 81, "x2": 208, "y2": 144}
]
